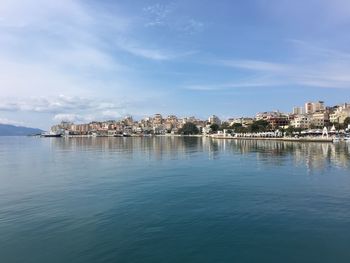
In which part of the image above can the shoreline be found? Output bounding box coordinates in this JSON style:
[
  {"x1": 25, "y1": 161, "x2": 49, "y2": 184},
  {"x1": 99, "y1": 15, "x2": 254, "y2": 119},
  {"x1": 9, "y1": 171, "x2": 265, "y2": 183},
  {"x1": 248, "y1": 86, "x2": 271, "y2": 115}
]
[
  {"x1": 209, "y1": 136, "x2": 334, "y2": 143},
  {"x1": 41, "y1": 134, "x2": 338, "y2": 143}
]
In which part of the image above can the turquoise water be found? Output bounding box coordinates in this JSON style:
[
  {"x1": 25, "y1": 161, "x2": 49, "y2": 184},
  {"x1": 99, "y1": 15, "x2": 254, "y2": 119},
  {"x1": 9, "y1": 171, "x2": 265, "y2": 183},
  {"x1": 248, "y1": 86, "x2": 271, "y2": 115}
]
[{"x1": 1, "y1": 137, "x2": 350, "y2": 263}]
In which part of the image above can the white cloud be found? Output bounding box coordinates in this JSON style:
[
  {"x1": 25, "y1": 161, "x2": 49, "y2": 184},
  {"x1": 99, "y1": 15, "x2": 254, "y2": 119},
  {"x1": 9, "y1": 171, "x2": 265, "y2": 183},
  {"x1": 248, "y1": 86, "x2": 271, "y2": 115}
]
[
  {"x1": 0, "y1": 0, "x2": 132, "y2": 99},
  {"x1": 53, "y1": 114, "x2": 87, "y2": 123},
  {"x1": 116, "y1": 39, "x2": 196, "y2": 61},
  {"x1": 117, "y1": 42, "x2": 176, "y2": 61},
  {"x1": 102, "y1": 110, "x2": 124, "y2": 119},
  {"x1": 143, "y1": 3, "x2": 204, "y2": 34},
  {"x1": 53, "y1": 110, "x2": 125, "y2": 124},
  {"x1": 0, "y1": 0, "x2": 192, "y2": 107},
  {"x1": 218, "y1": 60, "x2": 289, "y2": 73},
  {"x1": 0, "y1": 95, "x2": 125, "y2": 114},
  {"x1": 210, "y1": 41, "x2": 350, "y2": 90},
  {"x1": 0, "y1": 117, "x2": 24, "y2": 126},
  {"x1": 143, "y1": 3, "x2": 173, "y2": 27},
  {"x1": 185, "y1": 79, "x2": 282, "y2": 91}
]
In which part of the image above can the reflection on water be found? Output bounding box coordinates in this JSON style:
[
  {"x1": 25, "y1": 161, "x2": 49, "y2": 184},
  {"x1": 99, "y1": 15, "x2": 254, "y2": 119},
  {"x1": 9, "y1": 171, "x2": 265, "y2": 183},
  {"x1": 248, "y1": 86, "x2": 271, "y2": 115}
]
[
  {"x1": 50, "y1": 137, "x2": 350, "y2": 171},
  {"x1": 1, "y1": 136, "x2": 350, "y2": 263}
]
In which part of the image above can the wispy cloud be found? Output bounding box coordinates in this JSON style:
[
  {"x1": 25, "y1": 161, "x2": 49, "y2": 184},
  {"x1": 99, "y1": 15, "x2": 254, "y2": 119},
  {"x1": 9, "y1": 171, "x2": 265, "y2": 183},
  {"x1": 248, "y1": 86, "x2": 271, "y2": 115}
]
[
  {"x1": 115, "y1": 39, "x2": 196, "y2": 61},
  {"x1": 0, "y1": 117, "x2": 24, "y2": 126},
  {"x1": 0, "y1": 95, "x2": 129, "y2": 124},
  {"x1": 53, "y1": 110, "x2": 126, "y2": 124},
  {"x1": 0, "y1": 95, "x2": 125, "y2": 114},
  {"x1": 185, "y1": 79, "x2": 281, "y2": 91},
  {"x1": 143, "y1": 3, "x2": 204, "y2": 34},
  {"x1": 143, "y1": 3, "x2": 173, "y2": 27},
  {"x1": 0, "y1": 0, "x2": 132, "y2": 98},
  {"x1": 53, "y1": 114, "x2": 89, "y2": 123},
  {"x1": 218, "y1": 60, "x2": 289, "y2": 73},
  {"x1": 194, "y1": 41, "x2": 350, "y2": 90}
]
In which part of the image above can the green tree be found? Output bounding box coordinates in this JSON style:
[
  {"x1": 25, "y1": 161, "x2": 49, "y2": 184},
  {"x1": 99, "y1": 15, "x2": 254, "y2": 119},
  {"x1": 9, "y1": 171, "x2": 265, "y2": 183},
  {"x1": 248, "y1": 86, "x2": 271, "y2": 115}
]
[
  {"x1": 249, "y1": 120, "x2": 270, "y2": 132},
  {"x1": 230, "y1": 123, "x2": 242, "y2": 129},
  {"x1": 230, "y1": 123, "x2": 247, "y2": 133},
  {"x1": 179, "y1": 122, "x2": 199, "y2": 135},
  {"x1": 330, "y1": 122, "x2": 343, "y2": 130},
  {"x1": 210, "y1": 123, "x2": 219, "y2": 133},
  {"x1": 344, "y1": 117, "x2": 350, "y2": 128},
  {"x1": 219, "y1": 122, "x2": 230, "y2": 131},
  {"x1": 235, "y1": 126, "x2": 248, "y2": 133}
]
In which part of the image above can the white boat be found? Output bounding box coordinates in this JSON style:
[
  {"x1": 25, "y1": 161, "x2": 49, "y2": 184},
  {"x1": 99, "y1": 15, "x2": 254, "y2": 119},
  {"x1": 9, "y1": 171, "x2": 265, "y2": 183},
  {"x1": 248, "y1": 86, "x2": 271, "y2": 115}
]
[
  {"x1": 122, "y1": 132, "x2": 131, "y2": 137},
  {"x1": 41, "y1": 132, "x2": 62, "y2": 138}
]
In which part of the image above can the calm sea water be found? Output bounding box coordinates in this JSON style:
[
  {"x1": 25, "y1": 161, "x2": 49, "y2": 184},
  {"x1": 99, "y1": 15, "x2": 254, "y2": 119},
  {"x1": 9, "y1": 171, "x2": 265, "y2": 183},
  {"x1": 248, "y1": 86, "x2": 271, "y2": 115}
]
[{"x1": 1, "y1": 136, "x2": 350, "y2": 263}]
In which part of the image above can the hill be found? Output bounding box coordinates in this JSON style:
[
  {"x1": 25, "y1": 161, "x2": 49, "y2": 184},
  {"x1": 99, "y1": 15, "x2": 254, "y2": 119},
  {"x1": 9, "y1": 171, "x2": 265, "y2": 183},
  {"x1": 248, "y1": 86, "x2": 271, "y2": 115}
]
[{"x1": 0, "y1": 124, "x2": 43, "y2": 136}]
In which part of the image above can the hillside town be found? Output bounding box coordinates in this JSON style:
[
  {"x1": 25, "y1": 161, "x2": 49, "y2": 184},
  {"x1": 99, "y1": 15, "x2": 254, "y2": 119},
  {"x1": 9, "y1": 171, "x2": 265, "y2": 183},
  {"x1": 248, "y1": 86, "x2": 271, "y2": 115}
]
[{"x1": 50, "y1": 101, "x2": 350, "y2": 140}]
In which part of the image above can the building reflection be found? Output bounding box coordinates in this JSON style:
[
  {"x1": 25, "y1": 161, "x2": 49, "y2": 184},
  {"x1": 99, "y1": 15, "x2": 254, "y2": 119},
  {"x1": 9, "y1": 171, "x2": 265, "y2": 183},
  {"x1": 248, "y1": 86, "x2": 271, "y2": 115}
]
[{"x1": 50, "y1": 137, "x2": 350, "y2": 171}]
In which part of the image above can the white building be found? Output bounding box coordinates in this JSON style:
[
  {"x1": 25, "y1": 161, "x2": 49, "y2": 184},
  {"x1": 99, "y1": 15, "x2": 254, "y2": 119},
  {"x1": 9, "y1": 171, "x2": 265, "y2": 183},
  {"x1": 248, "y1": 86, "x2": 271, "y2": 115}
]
[
  {"x1": 305, "y1": 101, "x2": 325, "y2": 114},
  {"x1": 229, "y1": 117, "x2": 254, "y2": 127},
  {"x1": 208, "y1": 115, "x2": 221, "y2": 125},
  {"x1": 330, "y1": 103, "x2": 350, "y2": 124},
  {"x1": 290, "y1": 115, "x2": 310, "y2": 129},
  {"x1": 292, "y1": 107, "x2": 305, "y2": 115}
]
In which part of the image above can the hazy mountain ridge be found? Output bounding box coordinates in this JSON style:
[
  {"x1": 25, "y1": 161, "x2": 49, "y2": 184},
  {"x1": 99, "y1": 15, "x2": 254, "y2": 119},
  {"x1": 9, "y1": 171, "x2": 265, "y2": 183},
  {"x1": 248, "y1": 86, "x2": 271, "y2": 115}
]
[{"x1": 0, "y1": 124, "x2": 43, "y2": 136}]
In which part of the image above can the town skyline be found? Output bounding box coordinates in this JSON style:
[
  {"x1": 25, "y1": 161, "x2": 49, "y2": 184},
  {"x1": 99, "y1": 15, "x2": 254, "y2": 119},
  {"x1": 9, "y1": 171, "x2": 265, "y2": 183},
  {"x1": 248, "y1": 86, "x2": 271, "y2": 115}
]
[
  {"x1": 1, "y1": 0, "x2": 350, "y2": 129},
  {"x1": 50, "y1": 100, "x2": 350, "y2": 136}
]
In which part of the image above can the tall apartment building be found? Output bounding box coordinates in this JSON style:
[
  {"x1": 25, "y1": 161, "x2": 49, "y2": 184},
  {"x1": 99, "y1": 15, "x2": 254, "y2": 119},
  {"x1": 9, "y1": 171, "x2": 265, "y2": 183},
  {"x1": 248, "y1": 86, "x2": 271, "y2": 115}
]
[
  {"x1": 311, "y1": 112, "x2": 329, "y2": 128},
  {"x1": 305, "y1": 101, "x2": 325, "y2": 114},
  {"x1": 292, "y1": 107, "x2": 304, "y2": 115}
]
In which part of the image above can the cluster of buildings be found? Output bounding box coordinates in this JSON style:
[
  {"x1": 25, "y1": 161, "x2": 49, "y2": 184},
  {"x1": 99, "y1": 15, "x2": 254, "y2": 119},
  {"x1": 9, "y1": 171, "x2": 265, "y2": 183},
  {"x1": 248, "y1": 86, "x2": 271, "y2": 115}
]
[
  {"x1": 51, "y1": 114, "x2": 210, "y2": 136},
  {"x1": 50, "y1": 101, "x2": 350, "y2": 136},
  {"x1": 291, "y1": 101, "x2": 350, "y2": 129},
  {"x1": 253, "y1": 101, "x2": 350, "y2": 130}
]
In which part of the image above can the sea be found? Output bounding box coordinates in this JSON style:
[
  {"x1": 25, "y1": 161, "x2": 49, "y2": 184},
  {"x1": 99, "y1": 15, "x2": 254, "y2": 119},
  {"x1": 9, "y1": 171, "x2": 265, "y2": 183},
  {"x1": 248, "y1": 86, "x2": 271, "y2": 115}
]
[{"x1": 0, "y1": 136, "x2": 350, "y2": 263}]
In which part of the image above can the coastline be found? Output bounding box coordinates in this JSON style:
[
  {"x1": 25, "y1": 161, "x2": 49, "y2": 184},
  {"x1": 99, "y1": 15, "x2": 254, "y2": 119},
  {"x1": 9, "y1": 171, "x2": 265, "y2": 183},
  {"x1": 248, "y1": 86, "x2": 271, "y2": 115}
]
[
  {"x1": 42, "y1": 134, "x2": 337, "y2": 143},
  {"x1": 209, "y1": 136, "x2": 334, "y2": 143}
]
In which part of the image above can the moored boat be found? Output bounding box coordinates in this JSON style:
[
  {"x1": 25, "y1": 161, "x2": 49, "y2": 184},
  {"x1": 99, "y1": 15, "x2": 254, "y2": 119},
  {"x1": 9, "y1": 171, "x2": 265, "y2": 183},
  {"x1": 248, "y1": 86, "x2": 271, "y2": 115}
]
[{"x1": 41, "y1": 132, "x2": 62, "y2": 138}]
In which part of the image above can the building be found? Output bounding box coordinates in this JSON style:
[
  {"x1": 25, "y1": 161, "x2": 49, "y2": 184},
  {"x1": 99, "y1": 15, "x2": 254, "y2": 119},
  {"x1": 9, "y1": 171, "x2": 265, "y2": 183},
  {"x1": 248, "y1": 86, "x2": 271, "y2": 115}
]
[
  {"x1": 208, "y1": 115, "x2": 221, "y2": 125},
  {"x1": 164, "y1": 115, "x2": 178, "y2": 130},
  {"x1": 329, "y1": 103, "x2": 350, "y2": 124},
  {"x1": 51, "y1": 121, "x2": 73, "y2": 132},
  {"x1": 256, "y1": 111, "x2": 289, "y2": 129},
  {"x1": 305, "y1": 101, "x2": 325, "y2": 114},
  {"x1": 202, "y1": 125, "x2": 211, "y2": 135},
  {"x1": 124, "y1": 116, "x2": 134, "y2": 126},
  {"x1": 310, "y1": 112, "x2": 329, "y2": 128},
  {"x1": 71, "y1": 124, "x2": 89, "y2": 134},
  {"x1": 290, "y1": 115, "x2": 310, "y2": 129},
  {"x1": 229, "y1": 117, "x2": 254, "y2": 127},
  {"x1": 256, "y1": 111, "x2": 280, "y2": 120},
  {"x1": 267, "y1": 116, "x2": 290, "y2": 129},
  {"x1": 152, "y1": 114, "x2": 163, "y2": 126},
  {"x1": 292, "y1": 107, "x2": 304, "y2": 115}
]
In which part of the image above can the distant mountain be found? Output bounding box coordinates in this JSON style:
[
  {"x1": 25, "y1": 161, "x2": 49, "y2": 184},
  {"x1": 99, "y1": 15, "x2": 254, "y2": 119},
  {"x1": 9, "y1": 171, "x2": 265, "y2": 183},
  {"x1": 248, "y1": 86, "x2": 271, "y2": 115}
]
[{"x1": 0, "y1": 124, "x2": 43, "y2": 136}]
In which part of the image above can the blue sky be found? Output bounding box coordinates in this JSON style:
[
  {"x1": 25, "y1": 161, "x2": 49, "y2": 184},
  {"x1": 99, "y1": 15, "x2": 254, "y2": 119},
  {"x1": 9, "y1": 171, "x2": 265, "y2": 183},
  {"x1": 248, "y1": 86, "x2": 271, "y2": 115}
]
[{"x1": 1, "y1": 0, "x2": 350, "y2": 129}]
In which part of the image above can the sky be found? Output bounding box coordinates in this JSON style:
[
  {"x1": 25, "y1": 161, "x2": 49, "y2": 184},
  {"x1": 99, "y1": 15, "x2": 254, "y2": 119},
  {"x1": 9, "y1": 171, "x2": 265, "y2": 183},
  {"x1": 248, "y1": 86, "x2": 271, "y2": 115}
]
[{"x1": 1, "y1": 0, "x2": 350, "y2": 129}]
